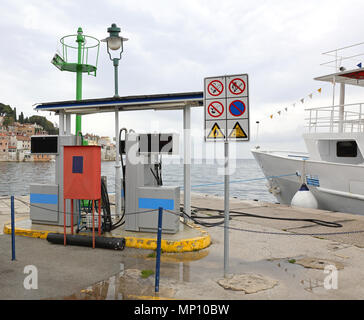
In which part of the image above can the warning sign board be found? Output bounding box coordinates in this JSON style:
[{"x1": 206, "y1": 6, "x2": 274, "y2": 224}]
[
  {"x1": 204, "y1": 74, "x2": 249, "y2": 141},
  {"x1": 205, "y1": 121, "x2": 226, "y2": 141},
  {"x1": 227, "y1": 119, "x2": 249, "y2": 141}
]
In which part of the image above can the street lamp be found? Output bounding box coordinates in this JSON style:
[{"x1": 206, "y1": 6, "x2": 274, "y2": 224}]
[
  {"x1": 102, "y1": 23, "x2": 128, "y2": 218},
  {"x1": 102, "y1": 23, "x2": 128, "y2": 97}
]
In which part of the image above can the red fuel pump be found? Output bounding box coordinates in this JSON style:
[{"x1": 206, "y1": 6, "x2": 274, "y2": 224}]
[{"x1": 63, "y1": 146, "x2": 101, "y2": 248}]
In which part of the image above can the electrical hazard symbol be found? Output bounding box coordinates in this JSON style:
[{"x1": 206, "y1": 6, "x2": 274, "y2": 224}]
[
  {"x1": 229, "y1": 122, "x2": 247, "y2": 139},
  {"x1": 207, "y1": 123, "x2": 225, "y2": 139}
]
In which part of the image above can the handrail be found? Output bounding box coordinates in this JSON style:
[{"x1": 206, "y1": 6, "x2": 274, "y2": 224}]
[
  {"x1": 305, "y1": 102, "x2": 364, "y2": 133},
  {"x1": 320, "y1": 41, "x2": 364, "y2": 71}
]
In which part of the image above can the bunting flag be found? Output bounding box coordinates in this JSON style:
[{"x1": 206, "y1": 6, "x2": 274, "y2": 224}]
[
  {"x1": 264, "y1": 87, "x2": 324, "y2": 121},
  {"x1": 357, "y1": 62, "x2": 362, "y2": 68}
]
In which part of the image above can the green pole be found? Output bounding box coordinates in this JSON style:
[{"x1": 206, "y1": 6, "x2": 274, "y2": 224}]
[
  {"x1": 113, "y1": 58, "x2": 119, "y2": 97},
  {"x1": 76, "y1": 27, "x2": 84, "y2": 136}
]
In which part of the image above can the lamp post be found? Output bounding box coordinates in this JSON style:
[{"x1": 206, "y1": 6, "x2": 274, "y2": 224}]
[{"x1": 102, "y1": 23, "x2": 128, "y2": 218}]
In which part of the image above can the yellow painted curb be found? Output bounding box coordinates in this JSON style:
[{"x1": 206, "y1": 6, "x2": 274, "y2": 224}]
[
  {"x1": 3, "y1": 219, "x2": 211, "y2": 253},
  {"x1": 125, "y1": 220, "x2": 211, "y2": 253},
  {"x1": 3, "y1": 222, "x2": 49, "y2": 239}
]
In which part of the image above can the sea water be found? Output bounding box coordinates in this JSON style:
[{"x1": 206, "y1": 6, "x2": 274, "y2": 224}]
[{"x1": 0, "y1": 159, "x2": 275, "y2": 202}]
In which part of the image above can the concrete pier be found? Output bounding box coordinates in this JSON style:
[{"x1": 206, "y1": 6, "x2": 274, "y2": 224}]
[{"x1": 2, "y1": 193, "x2": 364, "y2": 299}]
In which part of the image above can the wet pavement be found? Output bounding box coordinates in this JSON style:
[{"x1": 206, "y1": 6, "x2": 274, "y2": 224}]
[{"x1": 2, "y1": 193, "x2": 364, "y2": 299}]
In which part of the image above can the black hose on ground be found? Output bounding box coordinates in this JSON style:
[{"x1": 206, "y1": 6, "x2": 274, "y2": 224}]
[
  {"x1": 47, "y1": 233, "x2": 125, "y2": 250},
  {"x1": 183, "y1": 205, "x2": 343, "y2": 228}
]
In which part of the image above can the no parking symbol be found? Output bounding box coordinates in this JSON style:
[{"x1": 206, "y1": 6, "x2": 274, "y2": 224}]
[{"x1": 229, "y1": 100, "x2": 246, "y2": 117}]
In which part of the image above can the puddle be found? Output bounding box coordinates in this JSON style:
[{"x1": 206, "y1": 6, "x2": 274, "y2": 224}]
[
  {"x1": 63, "y1": 248, "x2": 213, "y2": 300},
  {"x1": 62, "y1": 248, "x2": 336, "y2": 300}
]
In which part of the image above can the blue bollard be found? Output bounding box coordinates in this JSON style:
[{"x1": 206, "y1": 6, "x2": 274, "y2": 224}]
[
  {"x1": 11, "y1": 196, "x2": 15, "y2": 261},
  {"x1": 155, "y1": 206, "x2": 163, "y2": 293}
]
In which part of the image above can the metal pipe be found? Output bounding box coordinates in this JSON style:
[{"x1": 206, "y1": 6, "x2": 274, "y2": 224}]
[
  {"x1": 113, "y1": 58, "x2": 121, "y2": 218},
  {"x1": 76, "y1": 27, "x2": 84, "y2": 136},
  {"x1": 115, "y1": 109, "x2": 121, "y2": 218},
  {"x1": 155, "y1": 206, "x2": 163, "y2": 293},
  {"x1": 113, "y1": 59, "x2": 119, "y2": 97},
  {"x1": 332, "y1": 76, "x2": 336, "y2": 107},
  {"x1": 63, "y1": 199, "x2": 66, "y2": 246},
  {"x1": 71, "y1": 200, "x2": 74, "y2": 235},
  {"x1": 339, "y1": 82, "x2": 345, "y2": 132},
  {"x1": 92, "y1": 200, "x2": 95, "y2": 249},
  {"x1": 183, "y1": 104, "x2": 191, "y2": 221},
  {"x1": 66, "y1": 114, "x2": 71, "y2": 135},
  {"x1": 59, "y1": 111, "x2": 65, "y2": 135},
  {"x1": 224, "y1": 141, "x2": 230, "y2": 278},
  {"x1": 11, "y1": 196, "x2": 15, "y2": 261}
]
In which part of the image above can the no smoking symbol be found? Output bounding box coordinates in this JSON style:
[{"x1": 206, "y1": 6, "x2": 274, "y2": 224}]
[
  {"x1": 208, "y1": 80, "x2": 224, "y2": 96},
  {"x1": 208, "y1": 101, "x2": 224, "y2": 118},
  {"x1": 229, "y1": 78, "x2": 246, "y2": 95}
]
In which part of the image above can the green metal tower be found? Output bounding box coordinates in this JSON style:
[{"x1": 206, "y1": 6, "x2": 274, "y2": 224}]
[{"x1": 51, "y1": 27, "x2": 100, "y2": 137}]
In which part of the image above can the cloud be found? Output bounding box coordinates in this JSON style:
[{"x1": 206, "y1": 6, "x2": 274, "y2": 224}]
[{"x1": 1, "y1": 0, "x2": 364, "y2": 159}]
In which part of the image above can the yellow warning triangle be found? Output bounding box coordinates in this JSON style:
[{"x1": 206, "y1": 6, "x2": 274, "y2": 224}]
[
  {"x1": 207, "y1": 123, "x2": 225, "y2": 139},
  {"x1": 229, "y1": 122, "x2": 247, "y2": 138}
]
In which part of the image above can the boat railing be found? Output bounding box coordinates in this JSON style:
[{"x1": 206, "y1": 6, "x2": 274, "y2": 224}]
[{"x1": 305, "y1": 102, "x2": 364, "y2": 133}]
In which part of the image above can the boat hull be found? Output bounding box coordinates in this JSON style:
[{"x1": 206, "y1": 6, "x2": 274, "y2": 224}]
[{"x1": 252, "y1": 149, "x2": 364, "y2": 215}]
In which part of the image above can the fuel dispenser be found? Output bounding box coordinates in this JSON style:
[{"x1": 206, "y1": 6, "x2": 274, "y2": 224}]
[
  {"x1": 63, "y1": 145, "x2": 101, "y2": 235},
  {"x1": 121, "y1": 131, "x2": 181, "y2": 234},
  {"x1": 30, "y1": 135, "x2": 79, "y2": 227},
  {"x1": 30, "y1": 130, "x2": 181, "y2": 235}
]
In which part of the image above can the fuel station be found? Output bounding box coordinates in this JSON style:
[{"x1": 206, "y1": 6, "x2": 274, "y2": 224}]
[
  {"x1": 12, "y1": 26, "x2": 210, "y2": 252},
  {"x1": 29, "y1": 92, "x2": 205, "y2": 249}
]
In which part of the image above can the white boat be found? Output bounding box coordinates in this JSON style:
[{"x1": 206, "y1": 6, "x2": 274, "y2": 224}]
[{"x1": 252, "y1": 42, "x2": 364, "y2": 215}]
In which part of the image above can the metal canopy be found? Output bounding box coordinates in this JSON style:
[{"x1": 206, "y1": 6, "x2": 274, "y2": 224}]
[
  {"x1": 34, "y1": 91, "x2": 203, "y2": 114},
  {"x1": 315, "y1": 68, "x2": 364, "y2": 87}
]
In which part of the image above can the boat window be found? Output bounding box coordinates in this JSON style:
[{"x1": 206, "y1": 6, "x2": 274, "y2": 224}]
[{"x1": 336, "y1": 141, "x2": 357, "y2": 157}]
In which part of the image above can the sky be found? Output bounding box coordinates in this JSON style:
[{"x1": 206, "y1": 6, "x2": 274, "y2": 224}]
[{"x1": 1, "y1": 0, "x2": 364, "y2": 158}]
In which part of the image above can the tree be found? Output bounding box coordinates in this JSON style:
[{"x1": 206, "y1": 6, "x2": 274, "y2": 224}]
[
  {"x1": 0, "y1": 103, "x2": 58, "y2": 134},
  {"x1": 19, "y1": 112, "x2": 24, "y2": 124},
  {"x1": 0, "y1": 103, "x2": 12, "y2": 116},
  {"x1": 2, "y1": 115, "x2": 14, "y2": 127},
  {"x1": 28, "y1": 115, "x2": 58, "y2": 134}
]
